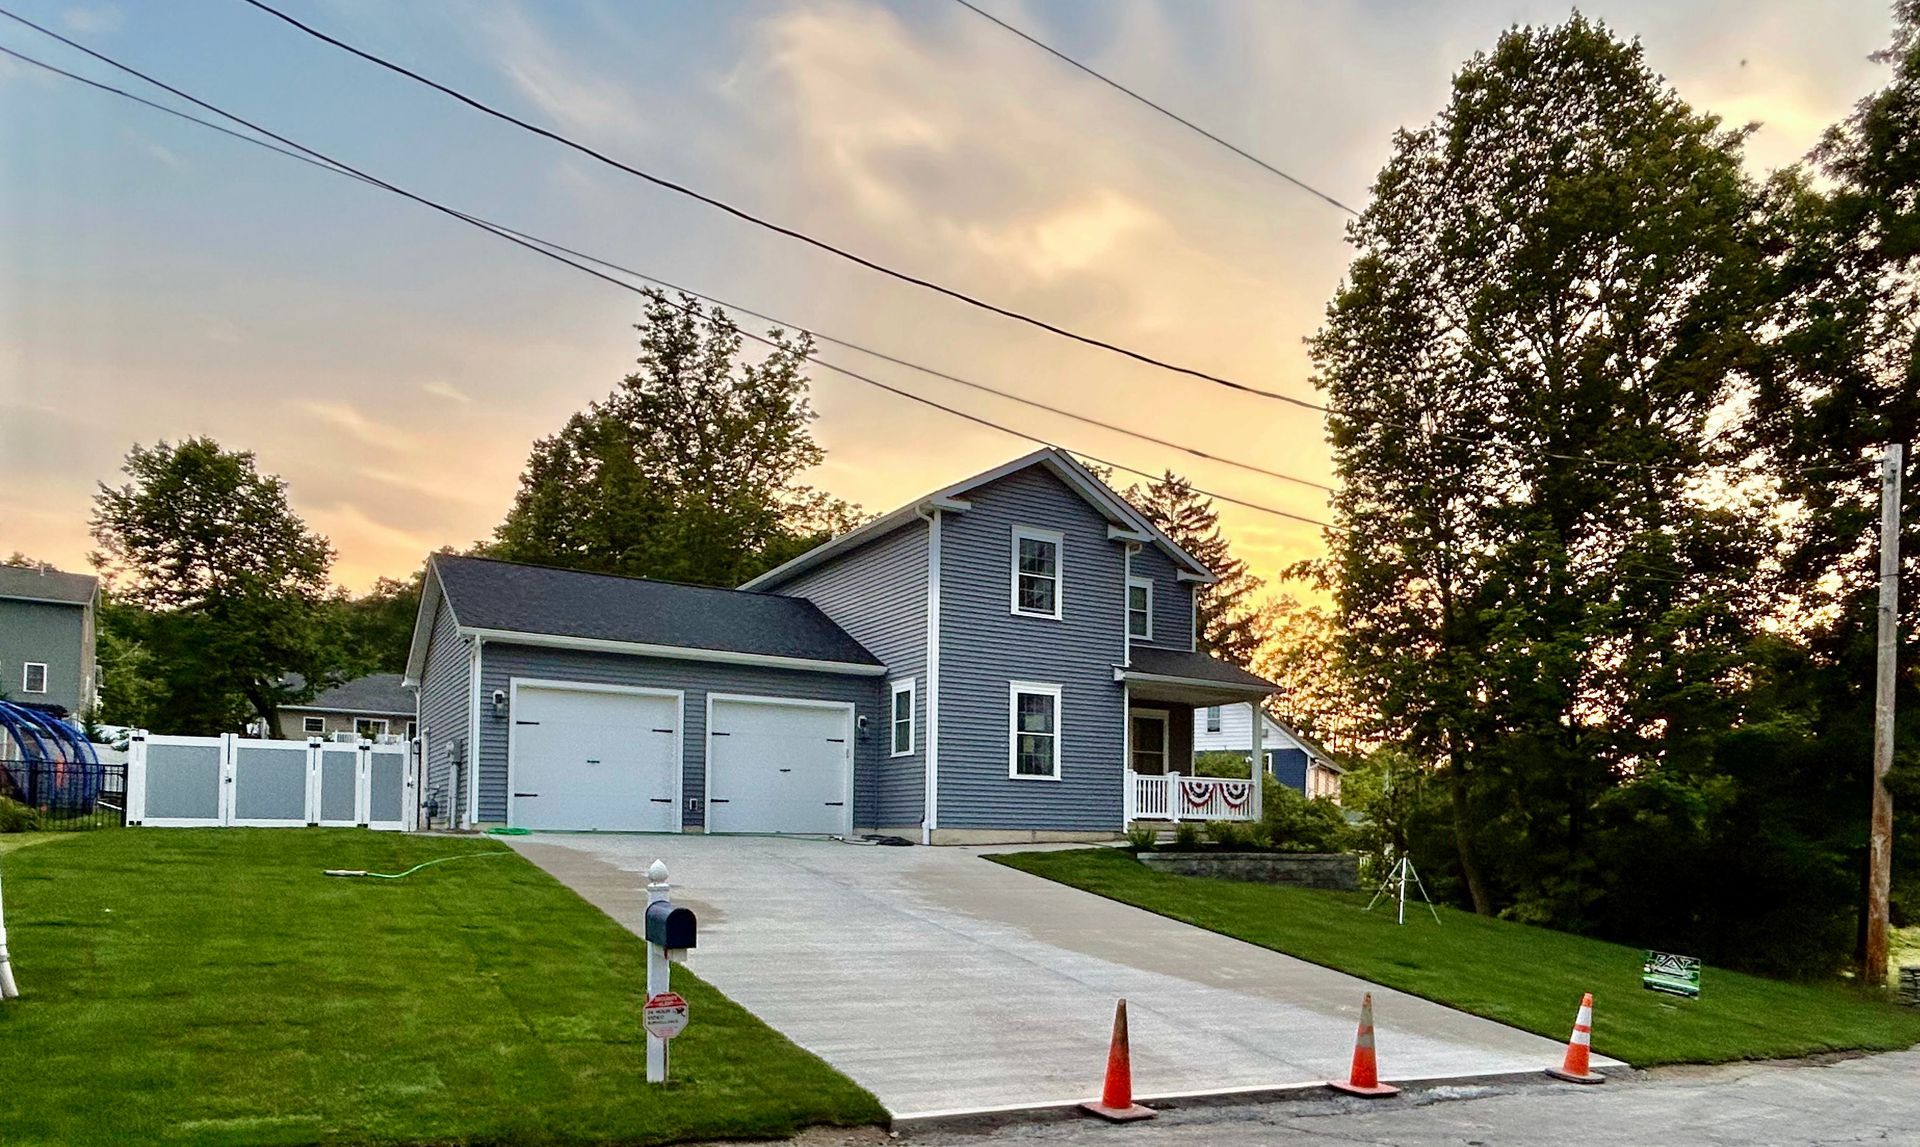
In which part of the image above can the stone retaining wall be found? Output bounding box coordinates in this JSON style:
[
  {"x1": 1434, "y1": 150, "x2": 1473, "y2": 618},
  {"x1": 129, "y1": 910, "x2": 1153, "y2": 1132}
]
[
  {"x1": 1900, "y1": 965, "x2": 1919, "y2": 1008},
  {"x1": 1136, "y1": 850, "x2": 1358, "y2": 891}
]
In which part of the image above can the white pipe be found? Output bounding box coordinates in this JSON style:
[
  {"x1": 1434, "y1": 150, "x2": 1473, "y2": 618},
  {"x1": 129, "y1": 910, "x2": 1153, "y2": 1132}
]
[{"x1": 0, "y1": 857, "x2": 19, "y2": 999}]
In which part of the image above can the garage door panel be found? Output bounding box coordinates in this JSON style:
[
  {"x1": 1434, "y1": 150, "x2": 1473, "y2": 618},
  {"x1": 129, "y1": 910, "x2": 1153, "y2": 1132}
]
[
  {"x1": 708, "y1": 698, "x2": 851, "y2": 836},
  {"x1": 511, "y1": 686, "x2": 680, "y2": 833}
]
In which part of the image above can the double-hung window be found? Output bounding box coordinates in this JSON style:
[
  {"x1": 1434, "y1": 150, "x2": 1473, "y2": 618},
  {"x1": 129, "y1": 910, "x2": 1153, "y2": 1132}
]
[
  {"x1": 889, "y1": 678, "x2": 915, "y2": 757},
  {"x1": 1206, "y1": 705, "x2": 1222, "y2": 733},
  {"x1": 1127, "y1": 577, "x2": 1153, "y2": 640},
  {"x1": 1009, "y1": 682, "x2": 1062, "y2": 780},
  {"x1": 21, "y1": 662, "x2": 47, "y2": 694},
  {"x1": 355, "y1": 718, "x2": 389, "y2": 739},
  {"x1": 302, "y1": 716, "x2": 326, "y2": 735},
  {"x1": 1011, "y1": 526, "x2": 1063, "y2": 619}
]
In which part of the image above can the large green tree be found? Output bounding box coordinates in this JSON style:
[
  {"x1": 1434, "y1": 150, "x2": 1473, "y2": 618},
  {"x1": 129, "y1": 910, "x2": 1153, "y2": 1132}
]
[
  {"x1": 1750, "y1": 0, "x2": 1920, "y2": 967},
  {"x1": 1313, "y1": 16, "x2": 1769, "y2": 919},
  {"x1": 1124, "y1": 471, "x2": 1269, "y2": 666},
  {"x1": 491, "y1": 292, "x2": 862, "y2": 586},
  {"x1": 90, "y1": 438, "x2": 336, "y2": 734}
]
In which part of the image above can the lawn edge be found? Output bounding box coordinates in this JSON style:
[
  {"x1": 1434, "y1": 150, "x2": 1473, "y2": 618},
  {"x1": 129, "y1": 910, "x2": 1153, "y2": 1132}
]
[{"x1": 983, "y1": 849, "x2": 1920, "y2": 1070}]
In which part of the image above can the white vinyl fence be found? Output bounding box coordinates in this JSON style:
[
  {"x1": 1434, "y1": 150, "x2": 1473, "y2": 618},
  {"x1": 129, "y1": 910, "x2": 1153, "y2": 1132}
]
[{"x1": 127, "y1": 732, "x2": 414, "y2": 831}]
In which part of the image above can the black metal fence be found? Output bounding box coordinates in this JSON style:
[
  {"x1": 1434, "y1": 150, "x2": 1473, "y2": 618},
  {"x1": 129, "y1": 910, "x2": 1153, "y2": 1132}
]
[{"x1": 0, "y1": 758, "x2": 128, "y2": 831}]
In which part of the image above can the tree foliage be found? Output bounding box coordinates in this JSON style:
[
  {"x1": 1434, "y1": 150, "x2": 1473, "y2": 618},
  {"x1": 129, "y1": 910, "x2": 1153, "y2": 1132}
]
[
  {"x1": 491, "y1": 291, "x2": 862, "y2": 586},
  {"x1": 1125, "y1": 471, "x2": 1269, "y2": 666},
  {"x1": 90, "y1": 438, "x2": 336, "y2": 733}
]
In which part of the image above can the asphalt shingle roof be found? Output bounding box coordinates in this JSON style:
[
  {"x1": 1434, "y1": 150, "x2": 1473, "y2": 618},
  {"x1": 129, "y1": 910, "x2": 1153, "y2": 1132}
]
[
  {"x1": 432, "y1": 554, "x2": 882, "y2": 667},
  {"x1": 288, "y1": 673, "x2": 415, "y2": 716},
  {"x1": 0, "y1": 564, "x2": 96, "y2": 606},
  {"x1": 1127, "y1": 646, "x2": 1277, "y2": 691}
]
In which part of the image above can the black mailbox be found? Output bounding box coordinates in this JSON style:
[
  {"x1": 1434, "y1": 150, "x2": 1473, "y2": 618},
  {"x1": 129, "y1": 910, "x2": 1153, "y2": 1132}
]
[{"x1": 645, "y1": 900, "x2": 697, "y2": 950}]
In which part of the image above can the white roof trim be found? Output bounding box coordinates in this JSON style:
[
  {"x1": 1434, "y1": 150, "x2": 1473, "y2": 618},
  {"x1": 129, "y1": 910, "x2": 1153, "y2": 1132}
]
[
  {"x1": 461, "y1": 627, "x2": 889, "y2": 677},
  {"x1": 1112, "y1": 667, "x2": 1272, "y2": 696},
  {"x1": 401, "y1": 560, "x2": 452, "y2": 686},
  {"x1": 280, "y1": 704, "x2": 417, "y2": 717},
  {"x1": 744, "y1": 447, "x2": 1213, "y2": 590}
]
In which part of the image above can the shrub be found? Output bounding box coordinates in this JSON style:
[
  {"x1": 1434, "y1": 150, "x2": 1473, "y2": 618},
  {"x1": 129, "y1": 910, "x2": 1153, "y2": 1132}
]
[
  {"x1": 1192, "y1": 751, "x2": 1252, "y2": 779},
  {"x1": 1173, "y1": 821, "x2": 1203, "y2": 849},
  {"x1": 1125, "y1": 823, "x2": 1160, "y2": 852},
  {"x1": 1204, "y1": 820, "x2": 1254, "y2": 849},
  {"x1": 1259, "y1": 776, "x2": 1350, "y2": 853},
  {"x1": 0, "y1": 797, "x2": 40, "y2": 833}
]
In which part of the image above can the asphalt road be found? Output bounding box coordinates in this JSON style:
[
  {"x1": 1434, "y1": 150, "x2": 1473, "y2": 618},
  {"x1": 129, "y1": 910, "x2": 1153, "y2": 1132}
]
[{"x1": 891, "y1": 1048, "x2": 1920, "y2": 1145}]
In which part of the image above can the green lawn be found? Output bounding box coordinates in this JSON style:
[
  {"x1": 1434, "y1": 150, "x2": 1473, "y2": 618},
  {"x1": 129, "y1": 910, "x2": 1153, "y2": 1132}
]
[
  {"x1": 992, "y1": 848, "x2": 1920, "y2": 1068},
  {"x1": 0, "y1": 830, "x2": 885, "y2": 1146}
]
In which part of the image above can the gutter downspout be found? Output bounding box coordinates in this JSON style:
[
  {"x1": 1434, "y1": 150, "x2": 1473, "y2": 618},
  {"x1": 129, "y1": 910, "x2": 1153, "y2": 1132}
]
[
  {"x1": 466, "y1": 634, "x2": 484, "y2": 830},
  {"x1": 917, "y1": 506, "x2": 943, "y2": 846},
  {"x1": 1122, "y1": 542, "x2": 1139, "y2": 833}
]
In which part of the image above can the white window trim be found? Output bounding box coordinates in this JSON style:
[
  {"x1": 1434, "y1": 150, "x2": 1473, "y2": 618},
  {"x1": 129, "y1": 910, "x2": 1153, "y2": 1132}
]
[
  {"x1": 889, "y1": 677, "x2": 916, "y2": 758},
  {"x1": 1206, "y1": 705, "x2": 1222, "y2": 733},
  {"x1": 354, "y1": 717, "x2": 390, "y2": 738},
  {"x1": 302, "y1": 716, "x2": 327, "y2": 735},
  {"x1": 21, "y1": 662, "x2": 47, "y2": 694},
  {"x1": 1008, "y1": 680, "x2": 1064, "y2": 781},
  {"x1": 1127, "y1": 576, "x2": 1154, "y2": 640},
  {"x1": 1009, "y1": 525, "x2": 1065, "y2": 620}
]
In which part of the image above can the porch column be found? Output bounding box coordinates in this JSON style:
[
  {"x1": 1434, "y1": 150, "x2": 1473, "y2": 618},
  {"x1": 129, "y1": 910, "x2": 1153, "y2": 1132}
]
[{"x1": 1249, "y1": 702, "x2": 1264, "y2": 822}]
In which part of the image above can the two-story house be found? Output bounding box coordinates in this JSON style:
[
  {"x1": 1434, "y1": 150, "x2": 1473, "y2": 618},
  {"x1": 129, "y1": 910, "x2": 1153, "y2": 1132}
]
[
  {"x1": 403, "y1": 448, "x2": 1278, "y2": 842},
  {"x1": 0, "y1": 563, "x2": 99, "y2": 717}
]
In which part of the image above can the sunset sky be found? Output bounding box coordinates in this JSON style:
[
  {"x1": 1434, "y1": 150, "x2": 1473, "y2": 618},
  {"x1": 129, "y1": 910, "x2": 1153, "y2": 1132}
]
[{"x1": 0, "y1": 0, "x2": 1897, "y2": 594}]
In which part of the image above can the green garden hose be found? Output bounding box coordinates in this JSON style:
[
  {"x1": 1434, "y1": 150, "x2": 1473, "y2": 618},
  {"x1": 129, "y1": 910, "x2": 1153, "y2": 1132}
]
[{"x1": 323, "y1": 852, "x2": 507, "y2": 880}]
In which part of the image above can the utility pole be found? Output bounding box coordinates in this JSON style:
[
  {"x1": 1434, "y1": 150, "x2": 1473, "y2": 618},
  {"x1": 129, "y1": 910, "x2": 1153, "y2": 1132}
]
[{"x1": 1866, "y1": 442, "x2": 1902, "y2": 988}]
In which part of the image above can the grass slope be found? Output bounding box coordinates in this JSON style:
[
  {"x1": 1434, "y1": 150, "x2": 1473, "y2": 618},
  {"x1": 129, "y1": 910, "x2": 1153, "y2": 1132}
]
[
  {"x1": 992, "y1": 848, "x2": 1920, "y2": 1068},
  {"x1": 0, "y1": 830, "x2": 885, "y2": 1146}
]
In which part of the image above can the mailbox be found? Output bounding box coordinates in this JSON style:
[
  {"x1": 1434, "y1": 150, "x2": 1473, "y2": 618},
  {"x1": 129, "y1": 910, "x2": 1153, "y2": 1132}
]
[{"x1": 644, "y1": 900, "x2": 697, "y2": 952}]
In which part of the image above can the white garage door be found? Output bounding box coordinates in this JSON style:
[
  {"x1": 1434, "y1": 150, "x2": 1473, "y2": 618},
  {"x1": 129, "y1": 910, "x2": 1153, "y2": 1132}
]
[
  {"x1": 707, "y1": 696, "x2": 852, "y2": 835},
  {"x1": 510, "y1": 684, "x2": 681, "y2": 832}
]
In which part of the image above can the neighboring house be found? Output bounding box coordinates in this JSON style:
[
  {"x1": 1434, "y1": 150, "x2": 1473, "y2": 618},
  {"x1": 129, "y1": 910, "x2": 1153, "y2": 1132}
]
[
  {"x1": 0, "y1": 563, "x2": 98, "y2": 716},
  {"x1": 404, "y1": 447, "x2": 1279, "y2": 843},
  {"x1": 1193, "y1": 702, "x2": 1345, "y2": 802},
  {"x1": 276, "y1": 673, "x2": 417, "y2": 742}
]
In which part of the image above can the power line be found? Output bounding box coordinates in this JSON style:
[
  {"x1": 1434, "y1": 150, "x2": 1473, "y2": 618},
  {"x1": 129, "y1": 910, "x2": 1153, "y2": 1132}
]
[
  {"x1": 0, "y1": 27, "x2": 1338, "y2": 531},
  {"x1": 0, "y1": 32, "x2": 1332, "y2": 499},
  {"x1": 234, "y1": 0, "x2": 1329, "y2": 414},
  {"x1": 949, "y1": 0, "x2": 1362, "y2": 217}
]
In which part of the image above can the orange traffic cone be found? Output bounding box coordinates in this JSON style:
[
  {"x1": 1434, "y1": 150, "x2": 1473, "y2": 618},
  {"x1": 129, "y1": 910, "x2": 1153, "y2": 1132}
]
[
  {"x1": 1547, "y1": 992, "x2": 1605, "y2": 1084},
  {"x1": 1328, "y1": 992, "x2": 1400, "y2": 1097},
  {"x1": 1080, "y1": 999, "x2": 1156, "y2": 1121}
]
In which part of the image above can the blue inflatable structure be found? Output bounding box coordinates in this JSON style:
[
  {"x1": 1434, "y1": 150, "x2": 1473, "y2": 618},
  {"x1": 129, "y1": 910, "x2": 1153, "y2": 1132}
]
[{"x1": 0, "y1": 700, "x2": 102, "y2": 813}]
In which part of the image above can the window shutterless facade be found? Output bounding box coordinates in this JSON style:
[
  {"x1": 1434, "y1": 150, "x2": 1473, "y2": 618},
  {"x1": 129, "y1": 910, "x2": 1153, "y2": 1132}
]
[
  {"x1": 303, "y1": 716, "x2": 326, "y2": 735},
  {"x1": 1008, "y1": 681, "x2": 1062, "y2": 780},
  {"x1": 1127, "y1": 577, "x2": 1153, "y2": 640},
  {"x1": 355, "y1": 717, "x2": 389, "y2": 739},
  {"x1": 1010, "y1": 525, "x2": 1063, "y2": 619},
  {"x1": 1206, "y1": 705, "x2": 1222, "y2": 732},
  {"x1": 890, "y1": 677, "x2": 915, "y2": 757},
  {"x1": 21, "y1": 662, "x2": 47, "y2": 694}
]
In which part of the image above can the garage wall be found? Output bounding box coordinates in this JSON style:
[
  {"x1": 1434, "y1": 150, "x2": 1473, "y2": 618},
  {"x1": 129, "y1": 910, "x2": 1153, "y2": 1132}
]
[
  {"x1": 476, "y1": 642, "x2": 885, "y2": 829},
  {"x1": 773, "y1": 520, "x2": 927, "y2": 828},
  {"x1": 415, "y1": 590, "x2": 470, "y2": 823}
]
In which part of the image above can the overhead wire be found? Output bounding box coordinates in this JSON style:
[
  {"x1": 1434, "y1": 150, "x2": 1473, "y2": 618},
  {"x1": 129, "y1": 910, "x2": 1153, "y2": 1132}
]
[{"x1": 0, "y1": 28, "x2": 1339, "y2": 530}]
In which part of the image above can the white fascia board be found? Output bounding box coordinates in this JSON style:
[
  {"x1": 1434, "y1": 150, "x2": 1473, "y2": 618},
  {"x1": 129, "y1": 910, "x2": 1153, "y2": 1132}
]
[
  {"x1": 1107, "y1": 526, "x2": 1153, "y2": 542},
  {"x1": 459, "y1": 627, "x2": 889, "y2": 677},
  {"x1": 1176, "y1": 570, "x2": 1215, "y2": 584},
  {"x1": 279, "y1": 704, "x2": 417, "y2": 717},
  {"x1": 401, "y1": 561, "x2": 451, "y2": 685}
]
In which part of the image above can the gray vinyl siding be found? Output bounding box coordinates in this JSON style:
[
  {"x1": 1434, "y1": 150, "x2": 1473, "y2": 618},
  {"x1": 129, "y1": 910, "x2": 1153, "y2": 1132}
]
[
  {"x1": 0, "y1": 598, "x2": 90, "y2": 714},
  {"x1": 937, "y1": 466, "x2": 1127, "y2": 832},
  {"x1": 475, "y1": 643, "x2": 885, "y2": 829},
  {"x1": 775, "y1": 521, "x2": 928, "y2": 827},
  {"x1": 415, "y1": 592, "x2": 470, "y2": 824},
  {"x1": 1127, "y1": 546, "x2": 1194, "y2": 653}
]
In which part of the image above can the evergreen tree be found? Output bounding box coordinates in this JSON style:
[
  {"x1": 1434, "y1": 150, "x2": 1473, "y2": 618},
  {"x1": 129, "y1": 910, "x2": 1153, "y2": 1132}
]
[{"x1": 1125, "y1": 471, "x2": 1268, "y2": 666}]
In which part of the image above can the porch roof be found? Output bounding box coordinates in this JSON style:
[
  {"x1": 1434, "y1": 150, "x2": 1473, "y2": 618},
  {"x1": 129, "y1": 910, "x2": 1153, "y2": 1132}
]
[{"x1": 1115, "y1": 647, "x2": 1276, "y2": 706}]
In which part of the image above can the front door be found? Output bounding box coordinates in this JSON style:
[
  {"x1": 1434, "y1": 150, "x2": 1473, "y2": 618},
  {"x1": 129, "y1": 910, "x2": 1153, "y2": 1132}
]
[{"x1": 1130, "y1": 711, "x2": 1169, "y2": 775}]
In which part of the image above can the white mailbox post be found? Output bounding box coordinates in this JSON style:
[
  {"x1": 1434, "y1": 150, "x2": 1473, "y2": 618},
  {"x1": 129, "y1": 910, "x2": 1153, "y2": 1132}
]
[{"x1": 642, "y1": 860, "x2": 696, "y2": 1083}]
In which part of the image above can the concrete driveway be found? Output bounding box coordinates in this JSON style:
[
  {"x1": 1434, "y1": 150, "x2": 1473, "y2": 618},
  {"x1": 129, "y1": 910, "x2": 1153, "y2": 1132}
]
[{"x1": 507, "y1": 835, "x2": 1597, "y2": 1119}]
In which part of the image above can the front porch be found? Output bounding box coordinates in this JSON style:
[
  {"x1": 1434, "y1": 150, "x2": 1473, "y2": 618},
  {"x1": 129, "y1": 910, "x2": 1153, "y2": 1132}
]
[{"x1": 1116, "y1": 646, "x2": 1277, "y2": 826}]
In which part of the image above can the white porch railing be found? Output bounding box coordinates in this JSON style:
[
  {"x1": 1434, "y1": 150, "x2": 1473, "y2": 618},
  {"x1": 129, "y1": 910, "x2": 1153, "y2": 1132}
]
[{"x1": 1125, "y1": 770, "x2": 1258, "y2": 823}]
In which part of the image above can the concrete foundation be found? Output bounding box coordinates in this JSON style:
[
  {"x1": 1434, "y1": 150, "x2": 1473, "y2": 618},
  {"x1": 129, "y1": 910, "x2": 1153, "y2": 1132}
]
[{"x1": 929, "y1": 827, "x2": 1123, "y2": 846}]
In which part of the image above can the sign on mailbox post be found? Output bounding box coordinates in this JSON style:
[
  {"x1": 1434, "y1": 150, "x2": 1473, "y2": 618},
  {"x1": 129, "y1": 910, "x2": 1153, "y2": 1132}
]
[{"x1": 644, "y1": 991, "x2": 690, "y2": 1040}]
